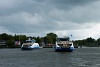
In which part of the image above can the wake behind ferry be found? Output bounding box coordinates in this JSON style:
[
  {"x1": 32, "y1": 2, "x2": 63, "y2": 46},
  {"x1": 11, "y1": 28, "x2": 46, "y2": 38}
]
[
  {"x1": 21, "y1": 38, "x2": 40, "y2": 50},
  {"x1": 55, "y1": 37, "x2": 74, "y2": 52}
]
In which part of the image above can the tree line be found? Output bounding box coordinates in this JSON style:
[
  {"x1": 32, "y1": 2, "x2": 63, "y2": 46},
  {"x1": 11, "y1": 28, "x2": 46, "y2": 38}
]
[
  {"x1": 0, "y1": 33, "x2": 57, "y2": 48},
  {"x1": 74, "y1": 37, "x2": 100, "y2": 47},
  {"x1": 0, "y1": 33, "x2": 100, "y2": 48}
]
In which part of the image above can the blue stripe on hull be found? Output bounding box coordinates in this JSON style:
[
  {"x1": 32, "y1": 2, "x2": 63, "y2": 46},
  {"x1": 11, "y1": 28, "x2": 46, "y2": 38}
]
[
  {"x1": 33, "y1": 47, "x2": 40, "y2": 49},
  {"x1": 55, "y1": 47, "x2": 74, "y2": 52},
  {"x1": 21, "y1": 47, "x2": 40, "y2": 50},
  {"x1": 21, "y1": 47, "x2": 33, "y2": 50}
]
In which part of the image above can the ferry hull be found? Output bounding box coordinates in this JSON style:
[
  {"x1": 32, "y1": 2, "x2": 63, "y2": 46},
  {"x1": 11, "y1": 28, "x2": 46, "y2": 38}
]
[
  {"x1": 55, "y1": 47, "x2": 74, "y2": 52},
  {"x1": 21, "y1": 46, "x2": 40, "y2": 50},
  {"x1": 21, "y1": 47, "x2": 33, "y2": 50}
]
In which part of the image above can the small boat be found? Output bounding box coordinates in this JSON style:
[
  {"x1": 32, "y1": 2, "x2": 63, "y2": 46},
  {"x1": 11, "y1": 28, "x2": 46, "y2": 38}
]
[
  {"x1": 21, "y1": 38, "x2": 40, "y2": 50},
  {"x1": 55, "y1": 37, "x2": 74, "y2": 52}
]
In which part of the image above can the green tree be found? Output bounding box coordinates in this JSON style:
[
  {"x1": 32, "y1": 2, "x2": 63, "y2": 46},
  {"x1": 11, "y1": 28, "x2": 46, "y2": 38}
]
[
  {"x1": 97, "y1": 38, "x2": 100, "y2": 46},
  {"x1": 46, "y1": 32, "x2": 57, "y2": 44},
  {"x1": 86, "y1": 37, "x2": 95, "y2": 43},
  {"x1": 14, "y1": 34, "x2": 27, "y2": 44},
  {"x1": 0, "y1": 33, "x2": 13, "y2": 40},
  {"x1": 7, "y1": 40, "x2": 15, "y2": 48},
  {"x1": 46, "y1": 36, "x2": 52, "y2": 44},
  {"x1": 35, "y1": 36, "x2": 41, "y2": 43}
]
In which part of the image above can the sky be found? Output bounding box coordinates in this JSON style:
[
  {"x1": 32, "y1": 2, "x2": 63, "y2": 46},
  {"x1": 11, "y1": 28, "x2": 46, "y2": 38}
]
[{"x1": 0, "y1": 0, "x2": 100, "y2": 40}]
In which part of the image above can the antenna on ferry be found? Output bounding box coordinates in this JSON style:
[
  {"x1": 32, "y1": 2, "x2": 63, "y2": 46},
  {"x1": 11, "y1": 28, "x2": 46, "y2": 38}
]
[{"x1": 70, "y1": 34, "x2": 73, "y2": 41}]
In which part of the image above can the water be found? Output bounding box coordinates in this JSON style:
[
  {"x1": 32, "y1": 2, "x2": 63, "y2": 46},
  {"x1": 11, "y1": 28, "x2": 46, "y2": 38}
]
[{"x1": 0, "y1": 47, "x2": 100, "y2": 67}]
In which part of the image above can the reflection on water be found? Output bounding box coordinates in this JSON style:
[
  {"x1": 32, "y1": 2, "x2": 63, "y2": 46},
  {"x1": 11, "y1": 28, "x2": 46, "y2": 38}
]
[{"x1": 0, "y1": 47, "x2": 100, "y2": 67}]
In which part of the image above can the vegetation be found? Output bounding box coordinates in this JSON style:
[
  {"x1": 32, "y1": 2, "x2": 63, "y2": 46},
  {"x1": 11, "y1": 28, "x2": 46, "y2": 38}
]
[
  {"x1": 74, "y1": 37, "x2": 99, "y2": 47},
  {"x1": 0, "y1": 33, "x2": 100, "y2": 48}
]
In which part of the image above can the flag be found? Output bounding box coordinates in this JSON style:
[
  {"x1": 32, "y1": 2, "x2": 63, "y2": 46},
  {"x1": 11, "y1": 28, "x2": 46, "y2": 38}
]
[{"x1": 71, "y1": 34, "x2": 73, "y2": 37}]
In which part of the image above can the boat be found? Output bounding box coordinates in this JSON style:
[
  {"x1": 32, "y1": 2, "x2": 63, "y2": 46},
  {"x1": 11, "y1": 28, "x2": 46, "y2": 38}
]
[
  {"x1": 55, "y1": 37, "x2": 74, "y2": 52},
  {"x1": 21, "y1": 38, "x2": 40, "y2": 50}
]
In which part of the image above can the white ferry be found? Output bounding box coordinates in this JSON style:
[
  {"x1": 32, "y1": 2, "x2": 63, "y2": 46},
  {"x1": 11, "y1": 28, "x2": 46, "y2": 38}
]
[
  {"x1": 21, "y1": 38, "x2": 40, "y2": 50},
  {"x1": 55, "y1": 37, "x2": 74, "y2": 52}
]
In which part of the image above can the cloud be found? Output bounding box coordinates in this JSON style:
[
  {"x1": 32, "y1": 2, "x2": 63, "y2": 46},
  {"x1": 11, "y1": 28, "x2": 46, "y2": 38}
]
[
  {"x1": 0, "y1": 0, "x2": 100, "y2": 40},
  {"x1": 0, "y1": 12, "x2": 42, "y2": 32},
  {"x1": 0, "y1": 0, "x2": 17, "y2": 8}
]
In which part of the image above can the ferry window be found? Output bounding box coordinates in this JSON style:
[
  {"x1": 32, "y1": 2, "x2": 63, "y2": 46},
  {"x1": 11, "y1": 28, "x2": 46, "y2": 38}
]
[
  {"x1": 69, "y1": 44, "x2": 71, "y2": 46},
  {"x1": 26, "y1": 41, "x2": 32, "y2": 43},
  {"x1": 58, "y1": 38, "x2": 69, "y2": 41}
]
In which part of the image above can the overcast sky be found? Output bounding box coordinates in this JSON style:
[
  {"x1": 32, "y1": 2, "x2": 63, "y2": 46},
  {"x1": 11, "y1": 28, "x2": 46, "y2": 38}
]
[{"x1": 0, "y1": 0, "x2": 100, "y2": 40}]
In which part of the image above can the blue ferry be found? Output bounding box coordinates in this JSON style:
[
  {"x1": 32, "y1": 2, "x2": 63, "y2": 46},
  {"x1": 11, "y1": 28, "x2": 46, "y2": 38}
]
[
  {"x1": 55, "y1": 37, "x2": 74, "y2": 52},
  {"x1": 21, "y1": 38, "x2": 40, "y2": 50}
]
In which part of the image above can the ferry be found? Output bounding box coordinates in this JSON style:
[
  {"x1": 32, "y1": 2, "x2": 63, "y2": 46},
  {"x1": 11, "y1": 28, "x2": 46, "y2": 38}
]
[
  {"x1": 55, "y1": 37, "x2": 74, "y2": 52},
  {"x1": 21, "y1": 38, "x2": 40, "y2": 50}
]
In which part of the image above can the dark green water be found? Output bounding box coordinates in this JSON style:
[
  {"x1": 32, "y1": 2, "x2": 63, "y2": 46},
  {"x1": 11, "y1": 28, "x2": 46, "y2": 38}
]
[{"x1": 0, "y1": 47, "x2": 100, "y2": 67}]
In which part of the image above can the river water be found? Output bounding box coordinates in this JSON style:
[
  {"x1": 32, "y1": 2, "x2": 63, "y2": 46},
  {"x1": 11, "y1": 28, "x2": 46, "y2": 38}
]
[{"x1": 0, "y1": 47, "x2": 100, "y2": 67}]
